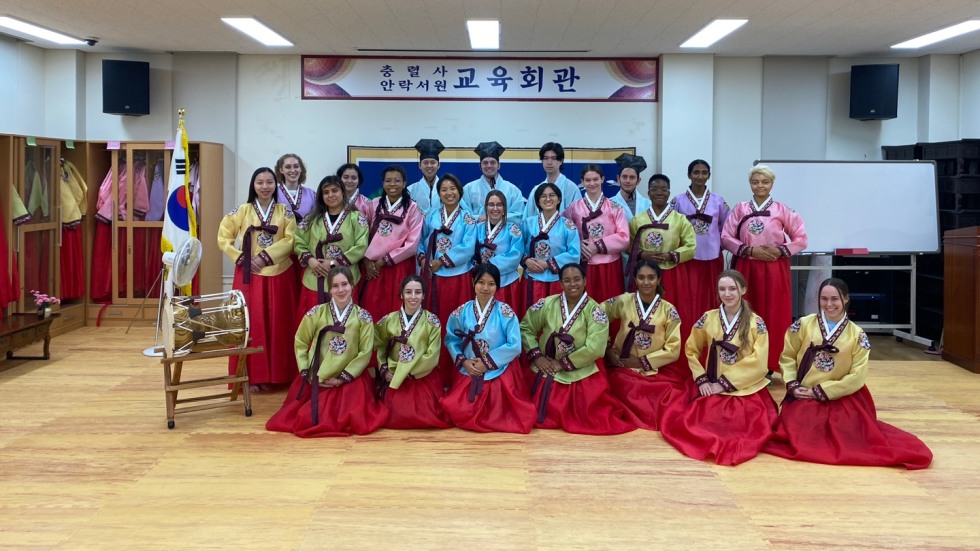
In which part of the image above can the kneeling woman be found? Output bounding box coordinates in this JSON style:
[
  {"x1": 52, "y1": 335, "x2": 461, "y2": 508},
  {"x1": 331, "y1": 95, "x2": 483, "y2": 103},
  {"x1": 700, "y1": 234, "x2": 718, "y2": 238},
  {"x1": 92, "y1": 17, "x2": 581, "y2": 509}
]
[
  {"x1": 763, "y1": 278, "x2": 932, "y2": 469},
  {"x1": 375, "y1": 275, "x2": 452, "y2": 429},
  {"x1": 520, "y1": 263, "x2": 636, "y2": 435},
  {"x1": 440, "y1": 264, "x2": 536, "y2": 433},
  {"x1": 602, "y1": 260, "x2": 696, "y2": 431},
  {"x1": 266, "y1": 266, "x2": 388, "y2": 437},
  {"x1": 660, "y1": 270, "x2": 777, "y2": 465}
]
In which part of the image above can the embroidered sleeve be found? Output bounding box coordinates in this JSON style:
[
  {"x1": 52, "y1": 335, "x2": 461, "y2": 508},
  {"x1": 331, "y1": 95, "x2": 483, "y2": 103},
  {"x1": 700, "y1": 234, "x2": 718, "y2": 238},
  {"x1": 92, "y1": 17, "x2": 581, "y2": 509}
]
[
  {"x1": 694, "y1": 312, "x2": 708, "y2": 329},
  {"x1": 426, "y1": 311, "x2": 442, "y2": 329},
  {"x1": 812, "y1": 384, "x2": 830, "y2": 403},
  {"x1": 338, "y1": 371, "x2": 355, "y2": 384},
  {"x1": 755, "y1": 316, "x2": 768, "y2": 335},
  {"x1": 258, "y1": 251, "x2": 274, "y2": 266},
  {"x1": 789, "y1": 319, "x2": 801, "y2": 333}
]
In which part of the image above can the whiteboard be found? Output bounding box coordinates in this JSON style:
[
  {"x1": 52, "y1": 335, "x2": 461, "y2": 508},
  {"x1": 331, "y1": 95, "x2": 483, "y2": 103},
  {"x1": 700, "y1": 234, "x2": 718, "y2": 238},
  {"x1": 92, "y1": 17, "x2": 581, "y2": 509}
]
[{"x1": 753, "y1": 160, "x2": 939, "y2": 254}]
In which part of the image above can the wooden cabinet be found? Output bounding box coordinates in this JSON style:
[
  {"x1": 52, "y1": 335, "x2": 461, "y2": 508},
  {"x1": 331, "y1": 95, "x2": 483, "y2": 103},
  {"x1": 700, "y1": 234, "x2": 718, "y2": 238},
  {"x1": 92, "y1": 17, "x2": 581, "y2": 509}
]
[
  {"x1": 882, "y1": 139, "x2": 980, "y2": 344},
  {"x1": 943, "y1": 227, "x2": 980, "y2": 373},
  {"x1": 79, "y1": 141, "x2": 223, "y2": 326}
]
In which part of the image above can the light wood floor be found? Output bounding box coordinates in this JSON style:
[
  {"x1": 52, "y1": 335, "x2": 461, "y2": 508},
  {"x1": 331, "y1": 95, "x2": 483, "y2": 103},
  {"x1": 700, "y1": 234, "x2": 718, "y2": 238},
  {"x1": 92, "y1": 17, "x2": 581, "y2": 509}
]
[{"x1": 0, "y1": 328, "x2": 977, "y2": 550}]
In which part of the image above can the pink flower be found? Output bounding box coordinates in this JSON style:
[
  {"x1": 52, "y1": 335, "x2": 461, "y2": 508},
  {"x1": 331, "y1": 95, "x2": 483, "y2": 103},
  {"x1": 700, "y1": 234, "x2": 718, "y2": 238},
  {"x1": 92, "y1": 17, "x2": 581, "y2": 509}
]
[{"x1": 30, "y1": 290, "x2": 61, "y2": 307}]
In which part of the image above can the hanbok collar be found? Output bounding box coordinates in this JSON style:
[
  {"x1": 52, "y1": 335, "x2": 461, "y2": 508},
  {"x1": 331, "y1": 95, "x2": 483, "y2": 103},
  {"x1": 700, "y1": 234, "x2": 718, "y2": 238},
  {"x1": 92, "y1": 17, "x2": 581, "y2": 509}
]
[
  {"x1": 720, "y1": 305, "x2": 742, "y2": 338},
  {"x1": 253, "y1": 200, "x2": 274, "y2": 225},
  {"x1": 485, "y1": 219, "x2": 505, "y2": 242},
  {"x1": 324, "y1": 207, "x2": 349, "y2": 235},
  {"x1": 538, "y1": 211, "x2": 560, "y2": 233},
  {"x1": 385, "y1": 195, "x2": 402, "y2": 212},
  {"x1": 648, "y1": 204, "x2": 674, "y2": 224},
  {"x1": 441, "y1": 204, "x2": 462, "y2": 227},
  {"x1": 560, "y1": 292, "x2": 590, "y2": 331},
  {"x1": 584, "y1": 193, "x2": 605, "y2": 213},
  {"x1": 330, "y1": 299, "x2": 354, "y2": 328},
  {"x1": 819, "y1": 311, "x2": 849, "y2": 343},
  {"x1": 753, "y1": 196, "x2": 773, "y2": 212},
  {"x1": 687, "y1": 187, "x2": 710, "y2": 212},
  {"x1": 400, "y1": 306, "x2": 422, "y2": 337},
  {"x1": 473, "y1": 297, "x2": 496, "y2": 330},
  {"x1": 635, "y1": 293, "x2": 661, "y2": 322},
  {"x1": 279, "y1": 183, "x2": 300, "y2": 210}
]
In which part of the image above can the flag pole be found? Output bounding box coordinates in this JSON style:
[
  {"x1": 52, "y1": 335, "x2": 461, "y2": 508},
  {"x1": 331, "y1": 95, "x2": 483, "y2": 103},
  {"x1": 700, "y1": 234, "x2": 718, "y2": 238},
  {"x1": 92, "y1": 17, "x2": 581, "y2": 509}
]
[{"x1": 141, "y1": 108, "x2": 187, "y2": 357}]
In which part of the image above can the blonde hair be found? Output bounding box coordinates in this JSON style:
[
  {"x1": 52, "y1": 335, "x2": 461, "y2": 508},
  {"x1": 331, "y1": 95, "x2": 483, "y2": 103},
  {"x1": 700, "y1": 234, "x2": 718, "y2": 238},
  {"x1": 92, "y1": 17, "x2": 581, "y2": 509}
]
[{"x1": 748, "y1": 165, "x2": 776, "y2": 184}]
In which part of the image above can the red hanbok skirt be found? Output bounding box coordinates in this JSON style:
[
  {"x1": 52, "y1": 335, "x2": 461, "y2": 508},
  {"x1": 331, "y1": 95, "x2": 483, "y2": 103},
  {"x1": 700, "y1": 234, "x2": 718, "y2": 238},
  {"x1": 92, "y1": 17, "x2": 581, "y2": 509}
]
[
  {"x1": 134, "y1": 227, "x2": 163, "y2": 298},
  {"x1": 24, "y1": 231, "x2": 51, "y2": 303},
  {"x1": 428, "y1": 272, "x2": 475, "y2": 386},
  {"x1": 382, "y1": 373, "x2": 452, "y2": 430},
  {"x1": 737, "y1": 256, "x2": 791, "y2": 372},
  {"x1": 228, "y1": 267, "x2": 298, "y2": 385},
  {"x1": 297, "y1": 286, "x2": 325, "y2": 325},
  {"x1": 531, "y1": 362, "x2": 637, "y2": 435},
  {"x1": 606, "y1": 360, "x2": 697, "y2": 432},
  {"x1": 525, "y1": 277, "x2": 562, "y2": 308},
  {"x1": 661, "y1": 389, "x2": 778, "y2": 466},
  {"x1": 90, "y1": 222, "x2": 117, "y2": 302},
  {"x1": 0, "y1": 220, "x2": 16, "y2": 308},
  {"x1": 59, "y1": 225, "x2": 84, "y2": 300},
  {"x1": 359, "y1": 259, "x2": 415, "y2": 322},
  {"x1": 764, "y1": 386, "x2": 932, "y2": 469},
  {"x1": 439, "y1": 362, "x2": 536, "y2": 433},
  {"x1": 661, "y1": 262, "x2": 698, "y2": 344},
  {"x1": 584, "y1": 260, "x2": 624, "y2": 303},
  {"x1": 495, "y1": 278, "x2": 524, "y2": 315},
  {"x1": 266, "y1": 374, "x2": 388, "y2": 437},
  {"x1": 679, "y1": 257, "x2": 724, "y2": 338}
]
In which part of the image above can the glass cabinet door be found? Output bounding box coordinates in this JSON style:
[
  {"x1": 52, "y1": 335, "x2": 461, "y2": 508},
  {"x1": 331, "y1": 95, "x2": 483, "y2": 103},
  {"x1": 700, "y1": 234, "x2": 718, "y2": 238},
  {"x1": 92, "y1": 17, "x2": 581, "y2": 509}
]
[
  {"x1": 115, "y1": 145, "x2": 167, "y2": 302},
  {"x1": 19, "y1": 140, "x2": 60, "y2": 310}
]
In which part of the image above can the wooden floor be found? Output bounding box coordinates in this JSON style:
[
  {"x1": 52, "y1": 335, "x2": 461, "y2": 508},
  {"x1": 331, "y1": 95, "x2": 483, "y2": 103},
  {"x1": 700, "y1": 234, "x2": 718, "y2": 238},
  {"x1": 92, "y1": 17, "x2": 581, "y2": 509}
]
[{"x1": 1, "y1": 328, "x2": 978, "y2": 550}]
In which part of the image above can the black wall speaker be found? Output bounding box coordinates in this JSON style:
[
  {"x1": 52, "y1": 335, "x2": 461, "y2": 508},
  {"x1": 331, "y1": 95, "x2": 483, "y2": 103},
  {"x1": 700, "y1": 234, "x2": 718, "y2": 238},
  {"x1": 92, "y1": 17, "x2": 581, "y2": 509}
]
[
  {"x1": 849, "y1": 64, "x2": 899, "y2": 121},
  {"x1": 102, "y1": 60, "x2": 150, "y2": 116}
]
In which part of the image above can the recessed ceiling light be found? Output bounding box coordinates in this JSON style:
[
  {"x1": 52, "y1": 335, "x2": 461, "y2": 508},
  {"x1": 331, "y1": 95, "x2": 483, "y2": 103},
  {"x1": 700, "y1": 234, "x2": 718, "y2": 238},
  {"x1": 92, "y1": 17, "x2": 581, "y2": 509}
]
[
  {"x1": 221, "y1": 17, "x2": 293, "y2": 47},
  {"x1": 467, "y1": 20, "x2": 500, "y2": 50},
  {"x1": 891, "y1": 20, "x2": 980, "y2": 49},
  {"x1": 680, "y1": 19, "x2": 748, "y2": 48},
  {"x1": 0, "y1": 16, "x2": 85, "y2": 45}
]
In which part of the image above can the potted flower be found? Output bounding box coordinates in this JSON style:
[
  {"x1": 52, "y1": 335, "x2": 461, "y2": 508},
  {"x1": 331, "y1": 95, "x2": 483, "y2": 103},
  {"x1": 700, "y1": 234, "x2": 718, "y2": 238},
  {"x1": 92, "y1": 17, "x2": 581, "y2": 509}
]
[{"x1": 31, "y1": 290, "x2": 60, "y2": 318}]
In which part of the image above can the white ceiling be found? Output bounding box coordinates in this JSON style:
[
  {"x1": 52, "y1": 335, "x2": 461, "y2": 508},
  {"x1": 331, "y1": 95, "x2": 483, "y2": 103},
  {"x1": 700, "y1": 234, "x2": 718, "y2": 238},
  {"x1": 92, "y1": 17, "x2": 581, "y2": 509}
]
[{"x1": 1, "y1": 0, "x2": 979, "y2": 58}]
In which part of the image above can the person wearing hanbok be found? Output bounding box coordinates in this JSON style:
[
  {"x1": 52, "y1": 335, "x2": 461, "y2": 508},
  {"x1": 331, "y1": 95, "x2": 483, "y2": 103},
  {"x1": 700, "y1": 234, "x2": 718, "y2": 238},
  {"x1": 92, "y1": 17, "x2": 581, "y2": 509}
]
[
  {"x1": 520, "y1": 263, "x2": 637, "y2": 435},
  {"x1": 338, "y1": 163, "x2": 371, "y2": 218},
  {"x1": 764, "y1": 278, "x2": 932, "y2": 469},
  {"x1": 218, "y1": 167, "x2": 298, "y2": 391},
  {"x1": 660, "y1": 270, "x2": 778, "y2": 466},
  {"x1": 275, "y1": 153, "x2": 316, "y2": 219},
  {"x1": 562, "y1": 165, "x2": 629, "y2": 303},
  {"x1": 626, "y1": 173, "x2": 698, "y2": 340},
  {"x1": 275, "y1": 153, "x2": 315, "y2": 288},
  {"x1": 473, "y1": 190, "x2": 524, "y2": 312},
  {"x1": 672, "y1": 159, "x2": 730, "y2": 334},
  {"x1": 407, "y1": 139, "x2": 444, "y2": 216},
  {"x1": 721, "y1": 164, "x2": 808, "y2": 372},
  {"x1": 440, "y1": 264, "x2": 536, "y2": 433},
  {"x1": 521, "y1": 183, "x2": 581, "y2": 308},
  {"x1": 267, "y1": 266, "x2": 388, "y2": 437},
  {"x1": 608, "y1": 153, "x2": 652, "y2": 223},
  {"x1": 523, "y1": 142, "x2": 581, "y2": 219},
  {"x1": 418, "y1": 174, "x2": 478, "y2": 325},
  {"x1": 602, "y1": 261, "x2": 696, "y2": 431},
  {"x1": 462, "y1": 141, "x2": 526, "y2": 225},
  {"x1": 374, "y1": 275, "x2": 451, "y2": 429},
  {"x1": 360, "y1": 165, "x2": 423, "y2": 320},
  {"x1": 294, "y1": 175, "x2": 369, "y2": 318}
]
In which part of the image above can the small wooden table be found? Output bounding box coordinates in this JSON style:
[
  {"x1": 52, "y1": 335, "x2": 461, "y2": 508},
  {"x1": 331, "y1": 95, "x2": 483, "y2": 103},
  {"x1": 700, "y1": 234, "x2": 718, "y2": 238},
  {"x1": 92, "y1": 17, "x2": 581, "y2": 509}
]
[
  {"x1": 0, "y1": 313, "x2": 60, "y2": 360},
  {"x1": 160, "y1": 346, "x2": 263, "y2": 429}
]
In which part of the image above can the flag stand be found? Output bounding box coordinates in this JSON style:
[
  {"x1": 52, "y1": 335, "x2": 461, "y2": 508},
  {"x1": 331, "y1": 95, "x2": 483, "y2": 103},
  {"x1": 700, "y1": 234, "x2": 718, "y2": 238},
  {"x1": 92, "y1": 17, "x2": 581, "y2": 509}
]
[{"x1": 132, "y1": 266, "x2": 166, "y2": 357}]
